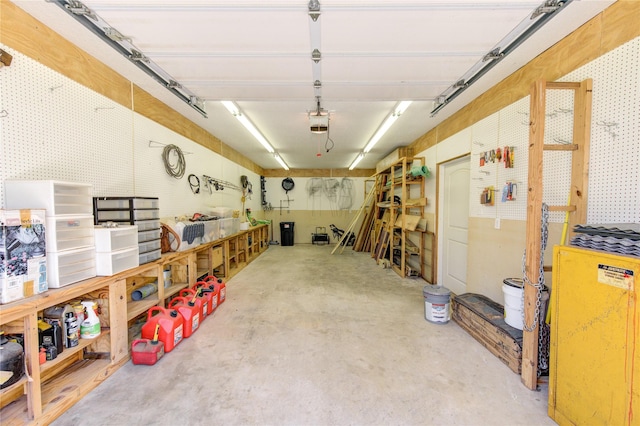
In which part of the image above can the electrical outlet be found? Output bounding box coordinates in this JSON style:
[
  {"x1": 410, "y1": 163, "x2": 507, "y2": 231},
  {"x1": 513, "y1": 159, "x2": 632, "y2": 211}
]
[{"x1": 494, "y1": 217, "x2": 501, "y2": 229}]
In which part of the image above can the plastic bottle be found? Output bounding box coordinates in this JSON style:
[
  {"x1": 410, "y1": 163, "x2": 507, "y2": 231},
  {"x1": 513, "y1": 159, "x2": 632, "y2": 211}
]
[
  {"x1": 65, "y1": 312, "x2": 79, "y2": 347},
  {"x1": 80, "y1": 301, "x2": 101, "y2": 339}
]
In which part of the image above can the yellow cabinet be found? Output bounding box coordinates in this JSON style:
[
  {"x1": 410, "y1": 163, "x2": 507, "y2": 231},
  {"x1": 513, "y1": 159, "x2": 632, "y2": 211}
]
[{"x1": 549, "y1": 246, "x2": 639, "y2": 426}]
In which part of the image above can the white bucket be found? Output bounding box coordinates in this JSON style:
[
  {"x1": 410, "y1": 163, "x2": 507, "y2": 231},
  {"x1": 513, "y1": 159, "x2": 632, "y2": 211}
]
[
  {"x1": 423, "y1": 285, "x2": 451, "y2": 324},
  {"x1": 502, "y1": 278, "x2": 524, "y2": 330}
]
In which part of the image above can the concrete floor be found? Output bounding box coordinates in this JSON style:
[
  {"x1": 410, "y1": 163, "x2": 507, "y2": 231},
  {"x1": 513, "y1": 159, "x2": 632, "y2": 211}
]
[{"x1": 53, "y1": 245, "x2": 555, "y2": 426}]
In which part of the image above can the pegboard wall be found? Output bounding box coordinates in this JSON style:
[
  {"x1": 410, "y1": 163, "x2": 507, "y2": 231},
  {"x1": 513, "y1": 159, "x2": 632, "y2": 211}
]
[
  {"x1": 469, "y1": 98, "x2": 531, "y2": 221},
  {"x1": 0, "y1": 46, "x2": 261, "y2": 218},
  {"x1": 466, "y1": 36, "x2": 640, "y2": 224},
  {"x1": 559, "y1": 37, "x2": 640, "y2": 224},
  {"x1": 0, "y1": 45, "x2": 133, "y2": 206}
]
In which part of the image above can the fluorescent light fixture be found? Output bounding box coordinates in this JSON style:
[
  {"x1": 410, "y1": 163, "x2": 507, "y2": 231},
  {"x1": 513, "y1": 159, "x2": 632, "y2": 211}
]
[
  {"x1": 221, "y1": 101, "x2": 274, "y2": 154},
  {"x1": 349, "y1": 153, "x2": 365, "y2": 171},
  {"x1": 430, "y1": 0, "x2": 573, "y2": 116},
  {"x1": 363, "y1": 101, "x2": 412, "y2": 153},
  {"x1": 274, "y1": 153, "x2": 290, "y2": 171},
  {"x1": 53, "y1": 0, "x2": 207, "y2": 117}
]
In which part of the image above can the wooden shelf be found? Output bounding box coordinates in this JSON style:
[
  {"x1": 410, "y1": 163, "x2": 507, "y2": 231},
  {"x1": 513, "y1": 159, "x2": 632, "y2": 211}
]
[
  {"x1": 164, "y1": 282, "x2": 189, "y2": 299},
  {"x1": 0, "y1": 376, "x2": 27, "y2": 410},
  {"x1": 127, "y1": 299, "x2": 159, "y2": 321},
  {"x1": 41, "y1": 329, "x2": 111, "y2": 375},
  {"x1": 39, "y1": 358, "x2": 118, "y2": 424},
  {"x1": 0, "y1": 223, "x2": 269, "y2": 425},
  {"x1": 372, "y1": 157, "x2": 426, "y2": 279}
]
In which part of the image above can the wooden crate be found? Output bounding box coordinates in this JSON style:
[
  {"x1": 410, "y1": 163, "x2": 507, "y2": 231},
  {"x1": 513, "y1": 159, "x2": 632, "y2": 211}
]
[{"x1": 452, "y1": 293, "x2": 522, "y2": 374}]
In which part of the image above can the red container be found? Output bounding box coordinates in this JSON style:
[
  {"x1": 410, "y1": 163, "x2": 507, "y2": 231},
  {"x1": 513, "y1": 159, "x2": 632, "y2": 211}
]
[
  {"x1": 193, "y1": 282, "x2": 217, "y2": 316},
  {"x1": 204, "y1": 275, "x2": 226, "y2": 306},
  {"x1": 131, "y1": 339, "x2": 165, "y2": 365},
  {"x1": 179, "y1": 288, "x2": 207, "y2": 321},
  {"x1": 169, "y1": 297, "x2": 200, "y2": 338},
  {"x1": 141, "y1": 307, "x2": 184, "y2": 353}
]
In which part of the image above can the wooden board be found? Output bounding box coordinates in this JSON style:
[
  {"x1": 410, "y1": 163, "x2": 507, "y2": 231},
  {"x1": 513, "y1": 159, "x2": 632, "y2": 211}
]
[
  {"x1": 394, "y1": 214, "x2": 421, "y2": 231},
  {"x1": 452, "y1": 293, "x2": 522, "y2": 374}
]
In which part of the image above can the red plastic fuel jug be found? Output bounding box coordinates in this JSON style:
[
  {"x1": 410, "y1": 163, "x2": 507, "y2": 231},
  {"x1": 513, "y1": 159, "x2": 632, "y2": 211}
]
[
  {"x1": 204, "y1": 275, "x2": 226, "y2": 306},
  {"x1": 140, "y1": 306, "x2": 184, "y2": 353},
  {"x1": 169, "y1": 296, "x2": 200, "y2": 338},
  {"x1": 179, "y1": 288, "x2": 207, "y2": 321},
  {"x1": 193, "y1": 281, "x2": 217, "y2": 316},
  {"x1": 132, "y1": 324, "x2": 165, "y2": 365}
]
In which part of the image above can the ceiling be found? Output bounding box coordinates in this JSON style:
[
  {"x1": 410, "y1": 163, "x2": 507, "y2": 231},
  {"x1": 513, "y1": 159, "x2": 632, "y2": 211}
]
[{"x1": 14, "y1": 0, "x2": 613, "y2": 171}]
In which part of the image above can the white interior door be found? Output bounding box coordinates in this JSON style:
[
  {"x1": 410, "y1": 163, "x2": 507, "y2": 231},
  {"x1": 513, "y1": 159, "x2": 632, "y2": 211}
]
[{"x1": 438, "y1": 156, "x2": 470, "y2": 295}]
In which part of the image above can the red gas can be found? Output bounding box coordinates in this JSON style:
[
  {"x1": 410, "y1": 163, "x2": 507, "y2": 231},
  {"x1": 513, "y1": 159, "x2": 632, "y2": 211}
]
[
  {"x1": 131, "y1": 325, "x2": 165, "y2": 365},
  {"x1": 179, "y1": 288, "x2": 207, "y2": 321},
  {"x1": 192, "y1": 282, "x2": 217, "y2": 316},
  {"x1": 140, "y1": 306, "x2": 183, "y2": 353},
  {"x1": 169, "y1": 296, "x2": 200, "y2": 338},
  {"x1": 204, "y1": 275, "x2": 226, "y2": 306}
]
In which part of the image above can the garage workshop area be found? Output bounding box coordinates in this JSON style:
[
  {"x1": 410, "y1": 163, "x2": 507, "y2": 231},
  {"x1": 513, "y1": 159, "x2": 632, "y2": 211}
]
[{"x1": 1, "y1": 1, "x2": 638, "y2": 425}]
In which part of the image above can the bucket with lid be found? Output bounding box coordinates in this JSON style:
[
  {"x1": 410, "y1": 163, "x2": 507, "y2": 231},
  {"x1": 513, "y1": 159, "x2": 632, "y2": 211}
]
[
  {"x1": 502, "y1": 278, "x2": 524, "y2": 330},
  {"x1": 203, "y1": 275, "x2": 226, "y2": 305},
  {"x1": 169, "y1": 296, "x2": 200, "y2": 338},
  {"x1": 422, "y1": 285, "x2": 451, "y2": 324},
  {"x1": 141, "y1": 306, "x2": 183, "y2": 352},
  {"x1": 179, "y1": 288, "x2": 207, "y2": 321},
  {"x1": 193, "y1": 281, "x2": 217, "y2": 316}
]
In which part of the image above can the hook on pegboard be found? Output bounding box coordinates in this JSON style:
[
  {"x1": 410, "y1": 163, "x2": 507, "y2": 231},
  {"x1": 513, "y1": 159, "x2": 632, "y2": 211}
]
[{"x1": 596, "y1": 121, "x2": 619, "y2": 139}]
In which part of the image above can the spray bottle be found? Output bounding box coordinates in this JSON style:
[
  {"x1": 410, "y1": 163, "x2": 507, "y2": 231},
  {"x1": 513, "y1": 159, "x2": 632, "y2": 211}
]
[{"x1": 80, "y1": 301, "x2": 101, "y2": 339}]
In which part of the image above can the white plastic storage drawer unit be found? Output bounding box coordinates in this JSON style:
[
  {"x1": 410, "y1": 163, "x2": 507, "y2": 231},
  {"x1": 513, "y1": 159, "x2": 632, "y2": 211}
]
[
  {"x1": 47, "y1": 246, "x2": 96, "y2": 288},
  {"x1": 5, "y1": 180, "x2": 93, "y2": 216},
  {"x1": 134, "y1": 219, "x2": 160, "y2": 232},
  {"x1": 139, "y1": 248, "x2": 161, "y2": 265},
  {"x1": 138, "y1": 228, "x2": 161, "y2": 243},
  {"x1": 93, "y1": 197, "x2": 160, "y2": 225},
  {"x1": 95, "y1": 209, "x2": 159, "y2": 222},
  {"x1": 94, "y1": 197, "x2": 159, "y2": 210},
  {"x1": 96, "y1": 246, "x2": 139, "y2": 276},
  {"x1": 94, "y1": 225, "x2": 138, "y2": 252},
  {"x1": 45, "y1": 215, "x2": 95, "y2": 252},
  {"x1": 138, "y1": 239, "x2": 161, "y2": 254}
]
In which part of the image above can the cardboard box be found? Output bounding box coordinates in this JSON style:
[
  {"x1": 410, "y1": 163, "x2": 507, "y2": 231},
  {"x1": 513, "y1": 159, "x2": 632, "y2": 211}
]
[{"x1": 1, "y1": 210, "x2": 47, "y2": 303}]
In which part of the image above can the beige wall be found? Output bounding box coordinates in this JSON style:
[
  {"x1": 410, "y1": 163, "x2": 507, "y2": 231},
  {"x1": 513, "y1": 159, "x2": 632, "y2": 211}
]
[
  {"x1": 264, "y1": 210, "x2": 356, "y2": 246},
  {"x1": 467, "y1": 219, "x2": 562, "y2": 303}
]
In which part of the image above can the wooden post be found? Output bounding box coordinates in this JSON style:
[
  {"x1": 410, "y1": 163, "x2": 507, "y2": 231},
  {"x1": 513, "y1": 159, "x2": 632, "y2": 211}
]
[
  {"x1": 24, "y1": 311, "x2": 42, "y2": 419},
  {"x1": 109, "y1": 279, "x2": 128, "y2": 364},
  {"x1": 522, "y1": 79, "x2": 546, "y2": 389},
  {"x1": 568, "y1": 79, "x2": 592, "y2": 243}
]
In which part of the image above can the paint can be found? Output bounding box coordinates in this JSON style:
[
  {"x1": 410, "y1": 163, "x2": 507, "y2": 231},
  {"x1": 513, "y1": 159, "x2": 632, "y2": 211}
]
[
  {"x1": 423, "y1": 285, "x2": 451, "y2": 324},
  {"x1": 502, "y1": 278, "x2": 524, "y2": 330}
]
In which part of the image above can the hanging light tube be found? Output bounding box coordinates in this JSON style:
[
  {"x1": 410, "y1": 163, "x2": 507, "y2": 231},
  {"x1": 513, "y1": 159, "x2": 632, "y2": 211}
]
[
  {"x1": 348, "y1": 100, "x2": 411, "y2": 169},
  {"x1": 363, "y1": 101, "x2": 412, "y2": 153},
  {"x1": 52, "y1": 0, "x2": 207, "y2": 117},
  {"x1": 221, "y1": 101, "x2": 275, "y2": 154},
  {"x1": 274, "y1": 153, "x2": 290, "y2": 171},
  {"x1": 430, "y1": 0, "x2": 573, "y2": 116},
  {"x1": 349, "y1": 153, "x2": 365, "y2": 171}
]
